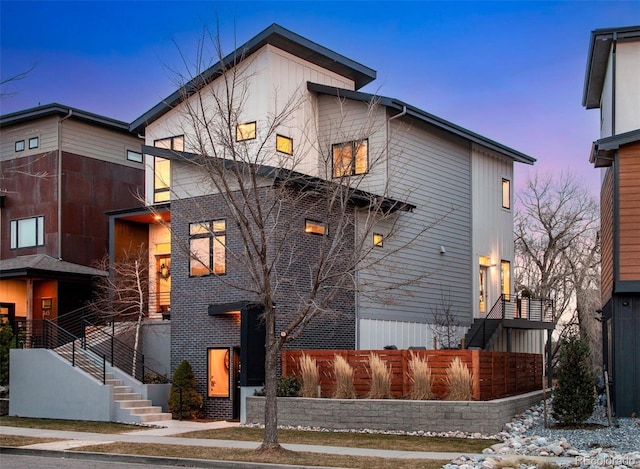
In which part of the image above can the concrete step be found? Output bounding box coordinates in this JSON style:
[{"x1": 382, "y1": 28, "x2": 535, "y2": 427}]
[
  {"x1": 114, "y1": 392, "x2": 141, "y2": 401},
  {"x1": 105, "y1": 379, "x2": 123, "y2": 386},
  {"x1": 118, "y1": 399, "x2": 152, "y2": 409},
  {"x1": 112, "y1": 386, "x2": 132, "y2": 394},
  {"x1": 128, "y1": 406, "x2": 164, "y2": 415},
  {"x1": 137, "y1": 413, "x2": 173, "y2": 422}
]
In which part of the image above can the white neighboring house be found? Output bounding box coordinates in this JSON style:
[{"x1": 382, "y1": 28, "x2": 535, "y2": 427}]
[{"x1": 112, "y1": 24, "x2": 553, "y2": 420}]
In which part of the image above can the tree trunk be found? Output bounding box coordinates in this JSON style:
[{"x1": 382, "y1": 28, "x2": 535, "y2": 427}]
[{"x1": 260, "y1": 305, "x2": 280, "y2": 451}]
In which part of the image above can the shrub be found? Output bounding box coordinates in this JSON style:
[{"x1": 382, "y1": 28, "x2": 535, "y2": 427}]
[
  {"x1": 552, "y1": 336, "x2": 596, "y2": 425},
  {"x1": 408, "y1": 353, "x2": 434, "y2": 400},
  {"x1": 445, "y1": 357, "x2": 473, "y2": 400},
  {"x1": 367, "y1": 353, "x2": 392, "y2": 399},
  {"x1": 168, "y1": 360, "x2": 203, "y2": 419},
  {"x1": 277, "y1": 376, "x2": 302, "y2": 397},
  {"x1": 299, "y1": 353, "x2": 319, "y2": 397},
  {"x1": 332, "y1": 354, "x2": 355, "y2": 399},
  {"x1": 0, "y1": 324, "x2": 14, "y2": 387}
]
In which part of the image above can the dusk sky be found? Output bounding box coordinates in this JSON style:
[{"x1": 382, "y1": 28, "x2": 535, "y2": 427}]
[{"x1": 2, "y1": 1, "x2": 639, "y2": 194}]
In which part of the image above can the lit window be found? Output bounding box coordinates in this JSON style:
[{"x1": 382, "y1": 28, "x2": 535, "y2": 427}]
[
  {"x1": 373, "y1": 233, "x2": 384, "y2": 247},
  {"x1": 10, "y1": 216, "x2": 44, "y2": 249},
  {"x1": 29, "y1": 136, "x2": 39, "y2": 149},
  {"x1": 208, "y1": 348, "x2": 230, "y2": 397},
  {"x1": 189, "y1": 220, "x2": 226, "y2": 276},
  {"x1": 236, "y1": 122, "x2": 256, "y2": 141},
  {"x1": 305, "y1": 219, "x2": 327, "y2": 236},
  {"x1": 154, "y1": 135, "x2": 184, "y2": 151},
  {"x1": 127, "y1": 150, "x2": 143, "y2": 163},
  {"x1": 332, "y1": 139, "x2": 368, "y2": 177},
  {"x1": 153, "y1": 157, "x2": 171, "y2": 203},
  {"x1": 276, "y1": 134, "x2": 293, "y2": 155},
  {"x1": 501, "y1": 260, "x2": 511, "y2": 296},
  {"x1": 15, "y1": 140, "x2": 25, "y2": 152},
  {"x1": 502, "y1": 178, "x2": 511, "y2": 209}
]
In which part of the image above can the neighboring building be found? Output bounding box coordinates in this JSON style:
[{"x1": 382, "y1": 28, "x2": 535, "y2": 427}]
[
  {"x1": 114, "y1": 24, "x2": 553, "y2": 420},
  {"x1": 583, "y1": 25, "x2": 640, "y2": 416},
  {"x1": 0, "y1": 104, "x2": 144, "y2": 338}
]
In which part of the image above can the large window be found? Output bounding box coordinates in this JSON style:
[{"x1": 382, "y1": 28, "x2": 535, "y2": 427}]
[
  {"x1": 502, "y1": 178, "x2": 511, "y2": 209},
  {"x1": 332, "y1": 139, "x2": 368, "y2": 177},
  {"x1": 501, "y1": 260, "x2": 511, "y2": 297},
  {"x1": 152, "y1": 136, "x2": 183, "y2": 203},
  {"x1": 10, "y1": 216, "x2": 44, "y2": 249},
  {"x1": 189, "y1": 220, "x2": 226, "y2": 276},
  {"x1": 208, "y1": 348, "x2": 230, "y2": 397}
]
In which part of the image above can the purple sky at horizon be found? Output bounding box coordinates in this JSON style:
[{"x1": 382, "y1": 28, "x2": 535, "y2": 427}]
[{"x1": 2, "y1": 1, "x2": 639, "y2": 196}]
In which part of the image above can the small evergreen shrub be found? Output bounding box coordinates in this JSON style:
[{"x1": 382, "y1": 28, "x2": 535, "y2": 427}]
[
  {"x1": 168, "y1": 360, "x2": 203, "y2": 419},
  {"x1": 367, "y1": 353, "x2": 392, "y2": 399},
  {"x1": 299, "y1": 353, "x2": 319, "y2": 397},
  {"x1": 552, "y1": 336, "x2": 596, "y2": 425},
  {"x1": 0, "y1": 324, "x2": 14, "y2": 387},
  {"x1": 332, "y1": 354, "x2": 355, "y2": 399},
  {"x1": 408, "y1": 353, "x2": 434, "y2": 400},
  {"x1": 277, "y1": 376, "x2": 302, "y2": 397},
  {"x1": 445, "y1": 357, "x2": 473, "y2": 400}
]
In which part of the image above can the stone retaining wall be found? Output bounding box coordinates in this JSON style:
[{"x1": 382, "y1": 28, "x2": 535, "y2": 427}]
[{"x1": 246, "y1": 390, "x2": 544, "y2": 434}]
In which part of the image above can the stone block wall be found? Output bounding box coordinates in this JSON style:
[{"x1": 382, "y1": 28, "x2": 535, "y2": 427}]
[{"x1": 245, "y1": 390, "x2": 544, "y2": 434}]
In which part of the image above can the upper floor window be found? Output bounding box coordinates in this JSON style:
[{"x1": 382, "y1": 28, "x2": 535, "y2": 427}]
[
  {"x1": 501, "y1": 178, "x2": 511, "y2": 209},
  {"x1": 332, "y1": 139, "x2": 368, "y2": 178},
  {"x1": 305, "y1": 219, "x2": 327, "y2": 236},
  {"x1": 29, "y1": 136, "x2": 39, "y2": 149},
  {"x1": 15, "y1": 140, "x2": 25, "y2": 152},
  {"x1": 127, "y1": 150, "x2": 143, "y2": 163},
  {"x1": 153, "y1": 157, "x2": 171, "y2": 203},
  {"x1": 276, "y1": 134, "x2": 293, "y2": 155},
  {"x1": 154, "y1": 135, "x2": 184, "y2": 152},
  {"x1": 189, "y1": 220, "x2": 226, "y2": 276},
  {"x1": 236, "y1": 122, "x2": 256, "y2": 142},
  {"x1": 10, "y1": 216, "x2": 44, "y2": 249}
]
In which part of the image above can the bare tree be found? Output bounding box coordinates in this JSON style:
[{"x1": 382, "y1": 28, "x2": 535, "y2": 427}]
[
  {"x1": 89, "y1": 246, "x2": 149, "y2": 374},
  {"x1": 429, "y1": 289, "x2": 463, "y2": 349},
  {"x1": 514, "y1": 173, "x2": 600, "y2": 367},
  {"x1": 0, "y1": 64, "x2": 35, "y2": 100},
  {"x1": 158, "y1": 29, "x2": 438, "y2": 452}
]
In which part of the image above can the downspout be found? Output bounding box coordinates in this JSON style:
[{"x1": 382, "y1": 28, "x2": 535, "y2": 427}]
[
  {"x1": 57, "y1": 109, "x2": 73, "y2": 259},
  {"x1": 611, "y1": 32, "x2": 617, "y2": 136}
]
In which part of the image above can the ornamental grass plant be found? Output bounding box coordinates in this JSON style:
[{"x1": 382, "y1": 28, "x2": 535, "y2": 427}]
[
  {"x1": 445, "y1": 357, "x2": 473, "y2": 401},
  {"x1": 408, "y1": 353, "x2": 434, "y2": 400},
  {"x1": 298, "y1": 353, "x2": 319, "y2": 397},
  {"x1": 332, "y1": 354, "x2": 356, "y2": 399},
  {"x1": 367, "y1": 353, "x2": 392, "y2": 399}
]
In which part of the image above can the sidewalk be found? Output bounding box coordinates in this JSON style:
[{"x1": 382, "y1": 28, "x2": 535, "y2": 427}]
[{"x1": 0, "y1": 419, "x2": 576, "y2": 468}]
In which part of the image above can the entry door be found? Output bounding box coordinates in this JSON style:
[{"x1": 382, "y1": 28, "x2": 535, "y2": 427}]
[{"x1": 479, "y1": 266, "x2": 488, "y2": 315}]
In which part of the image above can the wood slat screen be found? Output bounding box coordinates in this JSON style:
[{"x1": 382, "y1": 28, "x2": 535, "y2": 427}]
[{"x1": 282, "y1": 349, "x2": 542, "y2": 400}]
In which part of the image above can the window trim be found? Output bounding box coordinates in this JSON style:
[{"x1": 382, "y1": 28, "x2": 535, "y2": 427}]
[
  {"x1": 153, "y1": 156, "x2": 171, "y2": 203},
  {"x1": 189, "y1": 219, "x2": 227, "y2": 277},
  {"x1": 501, "y1": 178, "x2": 511, "y2": 210},
  {"x1": 236, "y1": 122, "x2": 257, "y2": 142},
  {"x1": 153, "y1": 135, "x2": 184, "y2": 152},
  {"x1": 276, "y1": 134, "x2": 293, "y2": 155},
  {"x1": 10, "y1": 216, "x2": 45, "y2": 249},
  {"x1": 28, "y1": 136, "x2": 39, "y2": 150},
  {"x1": 304, "y1": 219, "x2": 327, "y2": 236},
  {"x1": 127, "y1": 149, "x2": 143, "y2": 163},
  {"x1": 331, "y1": 139, "x2": 369, "y2": 178},
  {"x1": 15, "y1": 140, "x2": 25, "y2": 152}
]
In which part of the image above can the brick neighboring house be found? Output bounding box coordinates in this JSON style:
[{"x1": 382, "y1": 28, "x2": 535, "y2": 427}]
[
  {"x1": 583, "y1": 25, "x2": 640, "y2": 416},
  {"x1": 0, "y1": 104, "x2": 144, "y2": 337},
  {"x1": 112, "y1": 24, "x2": 555, "y2": 421}
]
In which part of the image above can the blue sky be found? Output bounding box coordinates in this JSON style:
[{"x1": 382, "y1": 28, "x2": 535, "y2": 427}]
[{"x1": 2, "y1": 1, "x2": 639, "y2": 193}]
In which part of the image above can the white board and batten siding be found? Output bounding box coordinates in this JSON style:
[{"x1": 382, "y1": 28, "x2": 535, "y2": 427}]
[
  {"x1": 144, "y1": 43, "x2": 358, "y2": 204},
  {"x1": 1, "y1": 116, "x2": 58, "y2": 161},
  {"x1": 471, "y1": 143, "x2": 515, "y2": 318},
  {"x1": 492, "y1": 329, "x2": 545, "y2": 354}
]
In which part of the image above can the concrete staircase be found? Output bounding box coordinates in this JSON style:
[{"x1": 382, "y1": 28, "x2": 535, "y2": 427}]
[{"x1": 54, "y1": 342, "x2": 172, "y2": 423}]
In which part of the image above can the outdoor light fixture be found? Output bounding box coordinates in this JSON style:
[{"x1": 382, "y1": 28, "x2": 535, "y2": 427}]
[{"x1": 41, "y1": 298, "x2": 52, "y2": 310}]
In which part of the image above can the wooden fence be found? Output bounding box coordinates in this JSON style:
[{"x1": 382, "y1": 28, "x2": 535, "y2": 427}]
[{"x1": 282, "y1": 349, "x2": 543, "y2": 400}]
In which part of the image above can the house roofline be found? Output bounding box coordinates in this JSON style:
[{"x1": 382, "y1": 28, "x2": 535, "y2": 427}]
[
  {"x1": 582, "y1": 25, "x2": 640, "y2": 109},
  {"x1": 0, "y1": 103, "x2": 132, "y2": 133},
  {"x1": 590, "y1": 128, "x2": 640, "y2": 167},
  {"x1": 130, "y1": 24, "x2": 376, "y2": 135},
  {"x1": 307, "y1": 82, "x2": 536, "y2": 165}
]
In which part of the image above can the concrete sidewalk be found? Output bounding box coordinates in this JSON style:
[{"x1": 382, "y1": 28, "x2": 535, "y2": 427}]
[{"x1": 0, "y1": 420, "x2": 576, "y2": 467}]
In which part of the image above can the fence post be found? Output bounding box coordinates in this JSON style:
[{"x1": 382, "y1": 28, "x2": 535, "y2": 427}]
[
  {"x1": 471, "y1": 350, "x2": 481, "y2": 400},
  {"x1": 72, "y1": 339, "x2": 75, "y2": 367},
  {"x1": 102, "y1": 355, "x2": 106, "y2": 385}
]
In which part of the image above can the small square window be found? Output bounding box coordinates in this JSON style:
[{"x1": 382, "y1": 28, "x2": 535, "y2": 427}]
[
  {"x1": 29, "y1": 137, "x2": 39, "y2": 149},
  {"x1": 236, "y1": 122, "x2": 256, "y2": 141},
  {"x1": 373, "y1": 233, "x2": 384, "y2": 247},
  {"x1": 276, "y1": 135, "x2": 293, "y2": 155},
  {"x1": 127, "y1": 150, "x2": 143, "y2": 163},
  {"x1": 15, "y1": 140, "x2": 25, "y2": 152},
  {"x1": 305, "y1": 219, "x2": 327, "y2": 236}
]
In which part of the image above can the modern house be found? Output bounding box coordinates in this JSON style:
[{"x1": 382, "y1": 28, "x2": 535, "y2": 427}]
[
  {"x1": 113, "y1": 24, "x2": 554, "y2": 421},
  {"x1": 583, "y1": 25, "x2": 640, "y2": 416},
  {"x1": 0, "y1": 104, "x2": 144, "y2": 340}
]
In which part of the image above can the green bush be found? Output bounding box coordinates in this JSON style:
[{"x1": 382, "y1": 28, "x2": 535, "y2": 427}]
[
  {"x1": 254, "y1": 376, "x2": 302, "y2": 397},
  {"x1": 168, "y1": 360, "x2": 203, "y2": 419},
  {"x1": 552, "y1": 336, "x2": 596, "y2": 425},
  {"x1": 0, "y1": 324, "x2": 15, "y2": 387}
]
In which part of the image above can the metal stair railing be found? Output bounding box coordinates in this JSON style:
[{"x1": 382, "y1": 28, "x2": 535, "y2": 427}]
[{"x1": 466, "y1": 294, "x2": 508, "y2": 349}]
